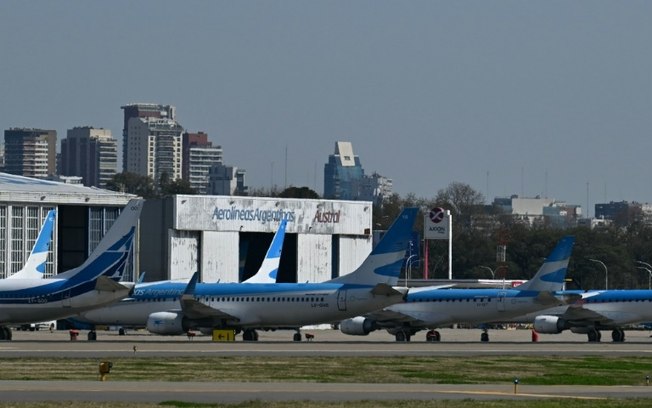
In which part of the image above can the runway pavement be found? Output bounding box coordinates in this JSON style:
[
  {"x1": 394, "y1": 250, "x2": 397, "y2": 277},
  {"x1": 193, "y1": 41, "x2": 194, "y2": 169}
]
[
  {"x1": 1, "y1": 380, "x2": 652, "y2": 403},
  {"x1": 1, "y1": 327, "x2": 652, "y2": 403},
  {"x1": 2, "y1": 326, "x2": 652, "y2": 358}
]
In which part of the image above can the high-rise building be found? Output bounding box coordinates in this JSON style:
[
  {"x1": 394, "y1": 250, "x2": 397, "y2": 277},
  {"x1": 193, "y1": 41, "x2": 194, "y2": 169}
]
[
  {"x1": 60, "y1": 126, "x2": 118, "y2": 188},
  {"x1": 125, "y1": 117, "x2": 183, "y2": 183},
  {"x1": 207, "y1": 163, "x2": 248, "y2": 195},
  {"x1": 182, "y1": 131, "x2": 223, "y2": 194},
  {"x1": 324, "y1": 141, "x2": 365, "y2": 200},
  {"x1": 3, "y1": 128, "x2": 57, "y2": 178},
  {"x1": 360, "y1": 172, "x2": 393, "y2": 206},
  {"x1": 120, "y1": 103, "x2": 176, "y2": 173}
]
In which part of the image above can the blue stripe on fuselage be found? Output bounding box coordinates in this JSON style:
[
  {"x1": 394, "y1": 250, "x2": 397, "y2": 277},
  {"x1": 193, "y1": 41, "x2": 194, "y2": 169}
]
[
  {"x1": 0, "y1": 250, "x2": 130, "y2": 305},
  {"x1": 406, "y1": 288, "x2": 540, "y2": 302},
  {"x1": 574, "y1": 290, "x2": 652, "y2": 303},
  {"x1": 127, "y1": 281, "x2": 375, "y2": 301}
]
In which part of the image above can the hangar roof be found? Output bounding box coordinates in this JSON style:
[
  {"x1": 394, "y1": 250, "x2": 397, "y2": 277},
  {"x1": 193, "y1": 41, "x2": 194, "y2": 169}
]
[{"x1": 0, "y1": 173, "x2": 136, "y2": 205}]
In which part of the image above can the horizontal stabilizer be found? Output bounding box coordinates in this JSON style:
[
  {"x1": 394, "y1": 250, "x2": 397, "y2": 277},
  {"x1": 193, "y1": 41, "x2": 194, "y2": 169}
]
[
  {"x1": 371, "y1": 284, "x2": 408, "y2": 297},
  {"x1": 94, "y1": 275, "x2": 131, "y2": 293},
  {"x1": 534, "y1": 291, "x2": 564, "y2": 306}
]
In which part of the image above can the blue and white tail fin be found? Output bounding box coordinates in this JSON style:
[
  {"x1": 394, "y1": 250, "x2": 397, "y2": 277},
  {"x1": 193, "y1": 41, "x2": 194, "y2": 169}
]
[
  {"x1": 243, "y1": 218, "x2": 287, "y2": 283},
  {"x1": 327, "y1": 208, "x2": 418, "y2": 286},
  {"x1": 514, "y1": 236, "x2": 575, "y2": 292},
  {"x1": 56, "y1": 199, "x2": 143, "y2": 283},
  {"x1": 8, "y1": 209, "x2": 56, "y2": 280}
]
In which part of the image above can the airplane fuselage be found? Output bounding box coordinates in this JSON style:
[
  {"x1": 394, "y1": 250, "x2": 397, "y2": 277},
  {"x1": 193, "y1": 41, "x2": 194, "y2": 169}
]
[
  {"x1": 79, "y1": 281, "x2": 406, "y2": 330},
  {"x1": 510, "y1": 290, "x2": 652, "y2": 330},
  {"x1": 0, "y1": 278, "x2": 130, "y2": 323},
  {"x1": 388, "y1": 287, "x2": 560, "y2": 328}
]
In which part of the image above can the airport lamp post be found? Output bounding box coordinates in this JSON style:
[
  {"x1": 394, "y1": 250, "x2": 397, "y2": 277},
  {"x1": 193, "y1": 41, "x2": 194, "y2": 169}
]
[
  {"x1": 637, "y1": 261, "x2": 652, "y2": 290},
  {"x1": 588, "y1": 258, "x2": 608, "y2": 290},
  {"x1": 636, "y1": 267, "x2": 652, "y2": 290},
  {"x1": 405, "y1": 254, "x2": 417, "y2": 287},
  {"x1": 478, "y1": 266, "x2": 496, "y2": 280}
]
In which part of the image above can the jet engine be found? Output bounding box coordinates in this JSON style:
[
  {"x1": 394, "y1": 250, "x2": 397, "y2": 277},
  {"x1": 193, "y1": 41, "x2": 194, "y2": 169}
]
[
  {"x1": 533, "y1": 315, "x2": 566, "y2": 334},
  {"x1": 146, "y1": 311, "x2": 188, "y2": 335},
  {"x1": 339, "y1": 316, "x2": 376, "y2": 336}
]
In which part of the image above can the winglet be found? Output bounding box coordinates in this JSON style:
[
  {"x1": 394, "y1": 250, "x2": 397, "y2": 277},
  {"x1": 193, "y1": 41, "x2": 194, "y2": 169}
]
[
  {"x1": 137, "y1": 272, "x2": 147, "y2": 284},
  {"x1": 183, "y1": 272, "x2": 200, "y2": 297}
]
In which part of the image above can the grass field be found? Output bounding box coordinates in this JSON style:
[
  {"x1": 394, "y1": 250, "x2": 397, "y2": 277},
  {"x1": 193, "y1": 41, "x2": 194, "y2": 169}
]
[
  {"x1": 2, "y1": 355, "x2": 651, "y2": 407},
  {"x1": 0, "y1": 355, "x2": 651, "y2": 385},
  {"x1": 1, "y1": 399, "x2": 652, "y2": 408}
]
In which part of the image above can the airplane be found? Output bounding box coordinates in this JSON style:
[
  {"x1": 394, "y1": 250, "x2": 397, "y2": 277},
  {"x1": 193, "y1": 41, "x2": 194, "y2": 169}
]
[
  {"x1": 0, "y1": 199, "x2": 143, "y2": 341},
  {"x1": 75, "y1": 217, "x2": 289, "y2": 331},
  {"x1": 339, "y1": 235, "x2": 575, "y2": 342},
  {"x1": 509, "y1": 289, "x2": 652, "y2": 342},
  {"x1": 79, "y1": 208, "x2": 417, "y2": 341},
  {"x1": 7, "y1": 209, "x2": 55, "y2": 280}
]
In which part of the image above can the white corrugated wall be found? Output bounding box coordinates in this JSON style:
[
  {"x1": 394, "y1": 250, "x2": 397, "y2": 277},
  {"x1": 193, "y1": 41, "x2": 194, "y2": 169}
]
[
  {"x1": 297, "y1": 234, "x2": 332, "y2": 282},
  {"x1": 201, "y1": 231, "x2": 239, "y2": 283},
  {"x1": 168, "y1": 230, "x2": 199, "y2": 280},
  {"x1": 337, "y1": 235, "x2": 372, "y2": 277}
]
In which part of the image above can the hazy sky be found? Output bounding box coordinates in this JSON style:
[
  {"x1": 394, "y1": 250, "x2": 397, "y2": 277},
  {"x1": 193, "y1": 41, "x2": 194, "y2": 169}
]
[{"x1": 1, "y1": 1, "x2": 651, "y2": 215}]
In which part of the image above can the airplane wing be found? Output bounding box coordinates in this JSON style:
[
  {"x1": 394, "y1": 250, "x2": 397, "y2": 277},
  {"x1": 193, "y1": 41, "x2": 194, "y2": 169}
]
[
  {"x1": 178, "y1": 272, "x2": 239, "y2": 321},
  {"x1": 180, "y1": 296, "x2": 239, "y2": 321},
  {"x1": 363, "y1": 308, "x2": 430, "y2": 326},
  {"x1": 553, "y1": 292, "x2": 627, "y2": 326}
]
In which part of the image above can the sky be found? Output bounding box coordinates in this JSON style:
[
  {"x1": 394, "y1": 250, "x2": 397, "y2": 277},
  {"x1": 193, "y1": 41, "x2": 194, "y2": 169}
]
[{"x1": 1, "y1": 1, "x2": 651, "y2": 216}]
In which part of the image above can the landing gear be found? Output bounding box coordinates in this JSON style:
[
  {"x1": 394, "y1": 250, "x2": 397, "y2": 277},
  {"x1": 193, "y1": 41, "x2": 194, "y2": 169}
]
[
  {"x1": 395, "y1": 330, "x2": 411, "y2": 342},
  {"x1": 426, "y1": 330, "x2": 440, "y2": 342},
  {"x1": 587, "y1": 329, "x2": 602, "y2": 342},
  {"x1": 0, "y1": 326, "x2": 12, "y2": 341},
  {"x1": 611, "y1": 328, "x2": 625, "y2": 343},
  {"x1": 293, "y1": 331, "x2": 302, "y2": 342},
  {"x1": 242, "y1": 329, "x2": 259, "y2": 341},
  {"x1": 480, "y1": 330, "x2": 489, "y2": 342}
]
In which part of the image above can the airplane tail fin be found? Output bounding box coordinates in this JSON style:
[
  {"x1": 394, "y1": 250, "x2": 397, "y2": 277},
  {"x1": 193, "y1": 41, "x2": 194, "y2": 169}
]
[
  {"x1": 327, "y1": 208, "x2": 418, "y2": 286},
  {"x1": 514, "y1": 236, "x2": 575, "y2": 293},
  {"x1": 8, "y1": 209, "x2": 56, "y2": 279},
  {"x1": 56, "y1": 199, "x2": 143, "y2": 283},
  {"x1": 244, "y1": 218, "x2": 287, "y2": 283}
]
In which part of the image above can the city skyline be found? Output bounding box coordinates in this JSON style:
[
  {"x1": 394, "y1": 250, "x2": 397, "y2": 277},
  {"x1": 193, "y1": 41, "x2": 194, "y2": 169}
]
[{"x1": 1, "y1": 2, "x2": 651, "y2": 211}]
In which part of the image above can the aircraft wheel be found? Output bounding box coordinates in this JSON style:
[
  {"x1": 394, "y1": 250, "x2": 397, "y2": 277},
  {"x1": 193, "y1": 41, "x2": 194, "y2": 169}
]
[
  {"x1": 612, "y1": 329, "x2": 625, "y2": 343},
  {"x1": 426, "y1": 330, "x2": 441, "y2": 342},
  {"x1": 480, "y1": 332, "x2": 489, "y2": 342},
  {"x1": 293, "y1": 332, "x2": 302, "y2": 342},
  {"x1": 243, "y1": 329, "x2": 258, "y2": 341},
  {"x1": 0, "y1": 326, "x2": 11, "y2": 341},
  {"x1": 395, "y1": 331, "x2": 407, "y2": 342},
  {"x1": 588, "y1": 329, "x2": 601, "y2": 342}
]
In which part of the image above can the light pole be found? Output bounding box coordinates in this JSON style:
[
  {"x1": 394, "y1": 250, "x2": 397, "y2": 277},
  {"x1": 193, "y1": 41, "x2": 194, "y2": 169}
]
[
  {"x1": 405, "y1": 254, "x2": 417, "y2": 287},
  {"x1": 479, "y1": 266, "x2": 496, "y2": 280},
  {"x1": 637, "y1": 261, "x2": 652, "y2": 290},
  {"x1": 636, "y1": 267, "x2": 652, "y2": 290},
  {"x1": 588, "y1": 258, "x2": 608, "y2": 290}
]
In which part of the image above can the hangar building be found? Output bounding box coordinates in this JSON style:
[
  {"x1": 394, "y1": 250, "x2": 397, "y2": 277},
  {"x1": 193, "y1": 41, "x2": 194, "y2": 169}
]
[
  {"x1": 0, "y1": 173, "x2": 135, "y2": 279},
  {"x1": 140, "y1": 195, "x2": 373, "y2": 283},
  {"x1": 1, "y1": 173, "x2": 374, "y2": 284}
]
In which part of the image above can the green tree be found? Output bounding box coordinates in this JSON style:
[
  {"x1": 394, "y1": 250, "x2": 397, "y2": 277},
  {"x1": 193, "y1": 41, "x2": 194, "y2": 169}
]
[
  {"x1": 106, "y1": 172, "x2": 156, "y2": 198},
  {"x1": 278, "y1": 186, "x2": 320, "y2": 199}
]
